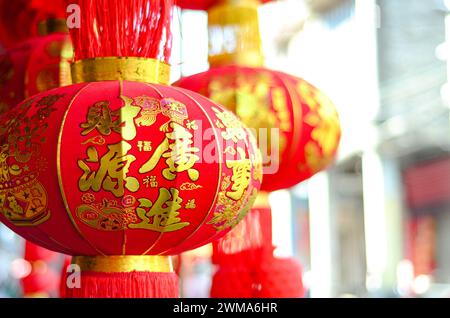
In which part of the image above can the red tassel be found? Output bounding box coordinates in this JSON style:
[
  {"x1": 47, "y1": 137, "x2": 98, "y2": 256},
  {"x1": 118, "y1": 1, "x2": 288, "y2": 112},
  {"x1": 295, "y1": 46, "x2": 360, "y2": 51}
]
[
  {"x1": 68, "y1": 0, "x2": 174, "y2": 62},
  {"x1": 64, "y1": 271, "x2": 179, "y2": 298}
]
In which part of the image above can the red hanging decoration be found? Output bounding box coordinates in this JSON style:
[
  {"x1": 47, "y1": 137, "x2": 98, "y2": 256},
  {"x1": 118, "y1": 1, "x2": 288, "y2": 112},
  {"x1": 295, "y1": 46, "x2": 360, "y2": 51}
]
[
  {"x1": 174, "y1": 0, "x2": 341, "y2": 192},
  {"x1": 0, "y1": 0, "x2": 262, "y2": 298},
  {"x1": 175, "y1": 0, "x2": 338, "y2": 298},
  {"x1": 210, "y1": 197, "x2": 304, "y2": 298},
  {"x1": 21, "y1": 241, "x2": 61, "y2": 298}
]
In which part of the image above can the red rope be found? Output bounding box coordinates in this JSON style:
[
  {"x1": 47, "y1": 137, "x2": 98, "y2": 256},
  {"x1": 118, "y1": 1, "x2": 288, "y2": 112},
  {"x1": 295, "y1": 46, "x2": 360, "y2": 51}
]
[{"x1": 67, "y1": 0, "x2": 174, "y2": 62}]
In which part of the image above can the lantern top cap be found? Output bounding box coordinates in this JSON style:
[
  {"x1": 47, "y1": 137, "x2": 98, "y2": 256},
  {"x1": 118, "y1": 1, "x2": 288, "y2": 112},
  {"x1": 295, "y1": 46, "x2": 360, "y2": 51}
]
[{"x1": 67, "y1": 0, "x2": 174, "y2": 64}]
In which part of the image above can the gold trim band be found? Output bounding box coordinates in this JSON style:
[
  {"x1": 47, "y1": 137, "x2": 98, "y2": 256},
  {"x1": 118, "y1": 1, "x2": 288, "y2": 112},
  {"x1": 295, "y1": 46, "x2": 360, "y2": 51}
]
[
  {"x1": 38, "y1": 19, "x2": 69, "y2": 36},
  {"x1": 253, "y1": 191, "x2": 270, "y2": 208},
  {"x1": 208, "y1": 1, "x2": 264, "y2": 67},
  {"x1": 71, "y1": 57, "x2": 171, "y2": 85},
  {"x1": 73, "y1": 256, "x2": 173, "y2": 273}
]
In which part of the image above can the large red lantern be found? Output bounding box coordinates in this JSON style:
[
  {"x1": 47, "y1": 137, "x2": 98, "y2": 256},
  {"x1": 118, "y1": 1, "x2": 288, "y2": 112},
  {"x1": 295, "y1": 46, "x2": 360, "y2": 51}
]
[
  {"x1": 0, "y1": 0, "x2": 261, "y2": 298},
  {"x1": 176, "y1": 66, "x2": 341, "y2": 192}
]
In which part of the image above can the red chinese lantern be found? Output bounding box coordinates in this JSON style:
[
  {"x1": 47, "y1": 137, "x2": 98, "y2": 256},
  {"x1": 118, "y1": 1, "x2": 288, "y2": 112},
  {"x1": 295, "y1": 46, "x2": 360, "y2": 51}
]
[
  {"x1": 0, "y1": 0, "x2": 72, "y2": 115},
  {"x1": 176, "y1": 0, "x2": 272, "y2": 10},
  {"x1": 174, "y1": 0, "x2": 341, "y2": 192},
  {"x1": 0, "y1": 0, "x2": 262, "y2": 298},
  {"x1": 211, "y1": 256, "x2": 304, "y2": 298},
  {"x1": 0, "y1": 0, "x2": 68, "y2": 49}
]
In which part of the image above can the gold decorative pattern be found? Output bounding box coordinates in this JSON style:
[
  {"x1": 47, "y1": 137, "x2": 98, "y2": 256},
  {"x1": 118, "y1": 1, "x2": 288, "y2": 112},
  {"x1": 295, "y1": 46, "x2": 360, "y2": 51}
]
[{"x1": 73, "y1": 255, "x2": 173, "y2": 273}]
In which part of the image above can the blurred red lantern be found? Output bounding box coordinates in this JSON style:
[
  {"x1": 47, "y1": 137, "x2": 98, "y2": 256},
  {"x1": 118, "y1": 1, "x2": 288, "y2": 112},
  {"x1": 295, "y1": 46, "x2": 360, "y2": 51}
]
[
  {"x1": 0, "y1": 0, "x2": 68, "y2": 49},
  {"x1": 175, "y1": 0, "x2": 272, "y2": 10},
  {"x1": 0, "y1": 0, "x2": 261, "y2": 298},
  {"x1": 174, "y1": 0, "x2": 340, "y2": 191},
  {"x1": 0, "y1": 33, "x2": 72, "y2": 115},
  {"x1": 21, "y1": 241, "x2": 61, "y2": 298},
  {"x1": 176, "y1": 66, "x2": 341, "y2": 192}
]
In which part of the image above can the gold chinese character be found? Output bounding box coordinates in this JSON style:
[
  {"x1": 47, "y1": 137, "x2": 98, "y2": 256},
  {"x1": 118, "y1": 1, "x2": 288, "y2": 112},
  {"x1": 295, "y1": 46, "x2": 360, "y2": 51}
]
[
  {"x1": 213, "y1": 107, "x2": 247, "y2": 143},
  {"x1": 139, "y1": 122, "x2": 200, "y2": 181},
  {"x1": 138, "y1": 141, "x2": 152, "y2": 152},
  {"x1": 78, "y1": 141, "x2": 139, "y2": 197},
  {"x1": 80, "y1": 96, "x2": 140, "y2": 141},
  {"x1": 129, "y1": 188, "x2": 190, "y2": 232},
  {"x1": 143, "y1": 176, "x2": 158, "y2": 188},
  {"x1": 226, "y1": 147, "x2": 251, "y2": 201},
  {"x1": 185, "y1": 199, "x2": 196, "y2": 209}
]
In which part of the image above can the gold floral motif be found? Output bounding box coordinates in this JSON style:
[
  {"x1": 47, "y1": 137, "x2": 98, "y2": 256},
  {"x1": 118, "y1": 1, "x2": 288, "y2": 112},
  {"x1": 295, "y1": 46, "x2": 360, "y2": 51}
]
[
  {"x1": 77, "y1": 198, "x2": 127, "y2": 231},
  {"x1": 180, "y1": 183, "x2": 203, "y2": 191},
  {"x1": 208, "y1": 179, "x2": 258, "y2": 232},
  {"x1": 159, "y1": 98, "x2": 189, "y2": 132},
  {"x1": 0, "y1": 94, "x2": 63, "y2": 226},
  {"x1": 81, "y1": 135, "x2": 106, "y2": 146},
  {"x1": 134, "y1": 96, "x2": 161, "y2": 127}
]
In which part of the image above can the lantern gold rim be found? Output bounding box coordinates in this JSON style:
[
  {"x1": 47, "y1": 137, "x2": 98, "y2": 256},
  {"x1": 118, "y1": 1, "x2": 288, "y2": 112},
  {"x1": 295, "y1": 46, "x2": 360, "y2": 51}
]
[
  {"x1": 71, "y1": 57, "x2": 171, "y2": 85},
  {"x1": 72, "y1": 255, "x2": 174, "y2": 273}
]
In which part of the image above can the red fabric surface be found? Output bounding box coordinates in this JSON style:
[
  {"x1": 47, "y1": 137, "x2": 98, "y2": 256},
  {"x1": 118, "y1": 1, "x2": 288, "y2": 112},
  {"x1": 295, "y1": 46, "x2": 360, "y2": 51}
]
[
  {"x1": 64, "y1": 271, "x2": 179, "y2": 298},
  {"x1": 0, "y1": 81, "x2": 262, "y2": 256}
]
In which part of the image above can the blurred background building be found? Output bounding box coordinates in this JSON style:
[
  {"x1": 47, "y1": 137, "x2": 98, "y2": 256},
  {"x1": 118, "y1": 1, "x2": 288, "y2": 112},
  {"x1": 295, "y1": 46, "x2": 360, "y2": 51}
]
[{"x1": 1, "y1": 0, "x2": 450, "y2": 298}]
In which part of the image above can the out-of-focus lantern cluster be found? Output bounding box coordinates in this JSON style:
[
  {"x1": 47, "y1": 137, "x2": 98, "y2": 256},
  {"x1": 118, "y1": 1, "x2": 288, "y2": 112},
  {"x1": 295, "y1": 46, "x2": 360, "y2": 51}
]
[{"x1": 0, "y1": 0, "x2": 72, "y2": 115}]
